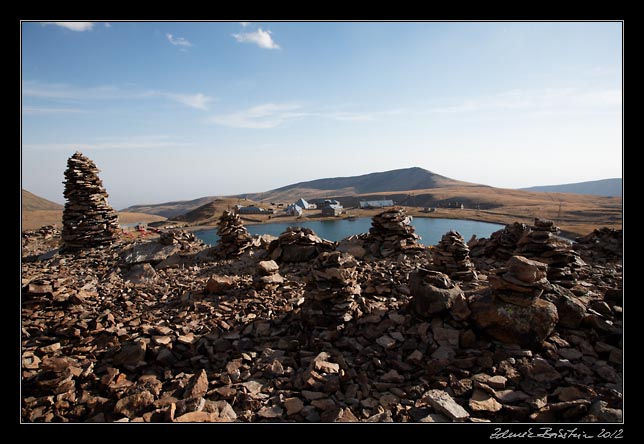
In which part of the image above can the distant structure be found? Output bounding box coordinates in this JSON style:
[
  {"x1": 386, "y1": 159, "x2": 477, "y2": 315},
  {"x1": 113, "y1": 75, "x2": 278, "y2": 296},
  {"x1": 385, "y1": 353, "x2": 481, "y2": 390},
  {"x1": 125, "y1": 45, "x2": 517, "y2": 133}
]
[
  {"x1": 285, "y1": 204, "x2": 303, "y2": 216},
  {"x1": 359, "y1": 200, "x2": 394, "y2": 209},
  {"x1": 295, "y1": 198, "x2": 316, "y2": 210},
  {"x1": 235, "y1": 205, "x2": 273, "y2": 215},
  {"x1": 61, "y1": 151, "x2": 120, "y2": 250}
]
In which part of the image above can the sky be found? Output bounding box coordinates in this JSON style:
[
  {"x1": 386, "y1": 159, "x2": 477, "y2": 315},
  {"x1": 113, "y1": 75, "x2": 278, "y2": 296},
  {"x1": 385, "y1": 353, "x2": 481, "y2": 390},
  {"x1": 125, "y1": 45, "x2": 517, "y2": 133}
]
[{"x1": 21, "y1": 21, "x2": 622, "y2": 210}]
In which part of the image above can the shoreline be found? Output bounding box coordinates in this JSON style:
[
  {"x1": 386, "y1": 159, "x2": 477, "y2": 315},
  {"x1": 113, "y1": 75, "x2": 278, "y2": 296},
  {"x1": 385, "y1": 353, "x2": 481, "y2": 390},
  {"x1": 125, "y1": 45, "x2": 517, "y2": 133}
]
[{"x1": 180, "y1": 208, "x2": 584, "y2": 240}]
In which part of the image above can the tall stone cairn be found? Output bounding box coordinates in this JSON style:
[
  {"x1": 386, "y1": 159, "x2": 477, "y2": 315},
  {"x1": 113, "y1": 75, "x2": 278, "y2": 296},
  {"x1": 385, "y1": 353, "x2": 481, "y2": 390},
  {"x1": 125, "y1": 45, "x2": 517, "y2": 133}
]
[
  {"x1": 366, "y1": 207, "x2": 424, "y2": 257},
  {"x1": 215, "y1": 211, "x2": 253, "y2": 257},
  {"x1": 432, "y1": 230, "x2": 477, "y2": 281},
  {"x1": 61, "y1": 151, "x2": 119, "y2": 250}
]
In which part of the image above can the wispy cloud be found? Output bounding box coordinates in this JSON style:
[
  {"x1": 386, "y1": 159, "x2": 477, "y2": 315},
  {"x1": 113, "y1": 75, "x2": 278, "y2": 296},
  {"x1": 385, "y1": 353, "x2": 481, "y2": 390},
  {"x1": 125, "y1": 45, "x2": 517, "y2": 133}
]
[
  {"x1": 210, "y1": 104, "x2": 402, "y2": 129},
  {"x1": 23, "y1": 106, "x2": 87, "y2": 115},
  {"x1": 240, "y1": 22, "x2": 251, "y2": 27},
  {"x1": 104, "y1": 22, "x2": 111, "y2": 28},
  {"x1": 232, "y1": 28, "x2": 280, "y2": 49},
  {"x1": 211, "y1": 103, "x2": 304, "y2": 128},
  {"x1": 22, "y1": 81, "x2": 214, "y2": 110},
  {"x1": 427, "y1": 88, "x2": 621, "y2": 115},
  {"x1": 23, "y1": 135, "x2": 194, "y2": 151},
  {"x1": 42, "y1": 22, "x2": 94, "y2": 32},
  {"x1": 166, "y1": 33, "x2": 193, "y2": 50},
  {"x1": 160, "y1": 93, "x2": 213, "y2": 110}
]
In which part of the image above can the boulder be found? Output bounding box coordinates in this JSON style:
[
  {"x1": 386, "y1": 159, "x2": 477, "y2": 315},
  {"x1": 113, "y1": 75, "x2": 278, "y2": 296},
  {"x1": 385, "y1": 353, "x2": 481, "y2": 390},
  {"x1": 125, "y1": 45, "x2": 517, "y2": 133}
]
[{"x1": 470, "y1": 294, "x2": 558, "y2": 347}]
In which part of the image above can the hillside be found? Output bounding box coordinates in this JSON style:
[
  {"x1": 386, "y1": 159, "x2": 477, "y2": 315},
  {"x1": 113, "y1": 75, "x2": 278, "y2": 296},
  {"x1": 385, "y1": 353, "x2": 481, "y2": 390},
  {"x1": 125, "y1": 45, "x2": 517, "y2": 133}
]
[
  {"x1": 22, "y1": 189, "x2": 63, "y2": 211},
  {"x1": 122, "y1": 196, "x2": 221, "y2": 219},
  {"x1": 121, "y1": 167, "x2": 472, "y2": 218},
  {"x1": 21, "y1": 210, "x2": 168, "y2": 231},
  {"x1": 520, "y1": 178, "x2": 622, "y2": 197},
  {"x1": 173, "y1": 198, "x2": 251, "y2": 224}
]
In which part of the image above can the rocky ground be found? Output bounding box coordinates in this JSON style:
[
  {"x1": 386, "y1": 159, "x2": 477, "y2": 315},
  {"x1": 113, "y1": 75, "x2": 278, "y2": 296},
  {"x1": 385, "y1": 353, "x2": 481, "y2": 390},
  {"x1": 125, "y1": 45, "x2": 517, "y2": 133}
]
[{"x1": 21, "y1": 216, "x2": 622, "y2": 423}]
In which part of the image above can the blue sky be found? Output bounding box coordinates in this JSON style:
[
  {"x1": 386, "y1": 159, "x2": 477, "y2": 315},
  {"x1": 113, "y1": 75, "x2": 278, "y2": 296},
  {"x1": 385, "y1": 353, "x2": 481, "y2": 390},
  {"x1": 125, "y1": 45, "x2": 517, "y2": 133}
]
[{"x1": 22, "y1": 21, "x2": 622, "y2": 209}]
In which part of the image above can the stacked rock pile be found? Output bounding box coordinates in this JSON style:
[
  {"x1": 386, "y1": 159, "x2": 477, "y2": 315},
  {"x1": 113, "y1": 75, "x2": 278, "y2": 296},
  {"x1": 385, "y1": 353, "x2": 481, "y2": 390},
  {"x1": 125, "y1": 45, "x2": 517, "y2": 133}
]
[
  {"x1": 268, "y1": 227, "x2": 335, "y2": 262},
  {"x1": 160, "y1": 229, "x2": 202, "y2": 249},
  {"x1": 469, "y1": 222, "x2": 530, "y2": 261},
  {"x1": 61, "y1": 151, "x2": 120, "y2": 250},
  {"x1": 432, "y1": 231, "x2": 477, "y2": 281},
  {"x1": 573, "y1": 228, "x2": 623, "y2": 263},
  {"x1": 215, "y1": 211, "x2": 253, "y2": 257},
  {"x1": 365, "y1": 208, "x2": 424, "y2": 257},
  {"x1": 515, "y1": 218, "x2": 584, "y2": 287},
  {"x1": 304, "y1": 251, "x2": 362, "y2": 326},
  {"x1": 470, "y1": 255, "x2": 558, "y2": 347}
]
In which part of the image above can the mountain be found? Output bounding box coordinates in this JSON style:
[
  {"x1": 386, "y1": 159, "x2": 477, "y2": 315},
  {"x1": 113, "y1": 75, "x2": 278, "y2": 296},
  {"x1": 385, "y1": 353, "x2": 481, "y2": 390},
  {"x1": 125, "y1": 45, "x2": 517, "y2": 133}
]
[
  {"x1": 123, "y1": 167, "x2": 474, "y2": 218},
  {"x1": 267, "y1": 167, "x2": 470, "y2": 195},
  {"x1": 245, "y1": 167, "x2": 475, "y2": 203},
  {"x1": 22, "y1": 189, "x2": 63, "y2": 211},
  {"x1": 520, "y1": 178, "x2": 622, "y2": 197}
]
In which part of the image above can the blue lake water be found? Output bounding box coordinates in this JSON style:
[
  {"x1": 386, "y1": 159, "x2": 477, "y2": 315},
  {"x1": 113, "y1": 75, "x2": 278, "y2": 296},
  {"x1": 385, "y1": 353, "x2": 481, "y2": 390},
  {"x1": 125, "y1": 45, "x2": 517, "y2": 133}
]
[{"x1": 195, "y1": 217, "x2": 504, "y2": 247}]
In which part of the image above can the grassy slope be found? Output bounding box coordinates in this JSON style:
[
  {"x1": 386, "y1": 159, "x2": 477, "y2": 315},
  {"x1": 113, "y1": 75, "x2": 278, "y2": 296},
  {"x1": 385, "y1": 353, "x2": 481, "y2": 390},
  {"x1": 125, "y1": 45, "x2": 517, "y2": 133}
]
[
  {"x1": 22, "y1": 189, "x2": 64, "y2": 211},
  {"x1": 21, "y1": 210, "x2": 167, "y2": 231}
]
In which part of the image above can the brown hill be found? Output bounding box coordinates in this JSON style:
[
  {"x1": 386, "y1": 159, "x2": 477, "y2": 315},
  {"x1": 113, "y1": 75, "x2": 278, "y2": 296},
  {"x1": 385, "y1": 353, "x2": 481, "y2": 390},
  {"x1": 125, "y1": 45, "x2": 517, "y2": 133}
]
[
  {"x1": 22, "y1": 189, "x2": 63, "y2": 211},
  {"x1": 246, "y1": 167, "x2": 473, "y2": 203},
  {"x1": 173, "y1": 198, "x2": 250, "y2": 224},
  {"x1": 122, "y1": 196, "x2": 221, "y2": 219},
  {"x1": 22, "y1": 210, "x2": 167, "y2": 231}
]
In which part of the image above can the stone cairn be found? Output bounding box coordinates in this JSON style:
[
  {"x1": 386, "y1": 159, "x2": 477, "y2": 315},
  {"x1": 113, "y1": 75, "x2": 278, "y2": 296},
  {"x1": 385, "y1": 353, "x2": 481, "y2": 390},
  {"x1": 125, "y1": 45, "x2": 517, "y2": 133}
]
[
  {"x1": 469, "y1": 222, "x2": 530, "y2": 261},
  {"x1": 160, "y1": 229, "x2": 202, "y2": 249},
  {"x1": 304, "y1": 251, "x2": 362, "y2": 327},
  {"x1": 432, "y1": 231, "x2": 477, "y2": 281},
  {"x1": 409, "y1": 269, "x2": 469, "y2": 320},
  {"x1": 61, "y1": 151, "x2": 119, "y2": 251},
  {"x1": 470, "y1": 255, "x2": 558, "y2": 347},
  {"x1": 573, "y1": 228, "x2": 623, "y2": 263},
  {"x1": 365, "y1": 207, "x2": 424, "y2": 258},
  {"x1": 515, "y1": 218, "x2": 583, "y2": 287},
  {"x1": 214, "y1": 211, "x2": 252, "y2": 257},
  {"x1": 268, "y1": 227, "x2": 335, "y2": 263}
]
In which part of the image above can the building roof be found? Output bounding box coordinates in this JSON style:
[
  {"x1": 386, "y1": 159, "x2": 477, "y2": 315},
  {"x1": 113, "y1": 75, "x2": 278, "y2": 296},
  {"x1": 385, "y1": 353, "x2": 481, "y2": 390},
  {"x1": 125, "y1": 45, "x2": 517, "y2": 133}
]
[
  {"x1": 295, "y1": 198, "x2": 309, "y2": 208},
  {"x1": 359, "y1": 200, "x2": 394, "y2": 208}
]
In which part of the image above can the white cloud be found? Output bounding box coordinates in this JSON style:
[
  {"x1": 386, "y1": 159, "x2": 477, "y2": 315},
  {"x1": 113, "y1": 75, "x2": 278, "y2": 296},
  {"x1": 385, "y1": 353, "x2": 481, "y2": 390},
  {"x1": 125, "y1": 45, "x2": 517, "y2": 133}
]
[
  {"x1": 210, "y1": 104, "x2": 401, "y2": 129},
  {"x1": 104, "y1": 22, "x2": 111, "y2": 28},
  {"x1": 211, "y1": 103, "x2": 304, "y2": 128},
  {"x1": 163, "y1": 93, "x2": 212, "y2": 110},
  {"x1": 23, "y1": 81, "x2": 214, "y2": 111},
  {"x1": 232, "y1": 28, "x2": 280, "y2": 49},
  {"x1": 166, "y1": 33, "x2": 193, "y2": 50},
  {"x1": 42, "y1": 22, "x2": 94, "y2": 32},
  {"x1": 240, "y1": 22, "x2": 251, "y2": 27}
]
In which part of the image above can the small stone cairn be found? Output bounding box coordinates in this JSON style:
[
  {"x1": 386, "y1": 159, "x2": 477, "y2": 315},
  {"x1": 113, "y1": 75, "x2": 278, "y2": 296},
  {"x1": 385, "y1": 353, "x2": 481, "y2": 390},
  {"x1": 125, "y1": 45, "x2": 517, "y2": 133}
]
[
  {"x1": 215, "y1": 211, "x2": 253, "y2": 257},
  {"x1": 365, "y1": 207, "x2": 424, "y2": 257},
  {"x1": 432, "y1": 230, "x2": 477, "y2": 281},
  {"x1": 305, "y1": 251, "x2": 362, "y2": 326}
]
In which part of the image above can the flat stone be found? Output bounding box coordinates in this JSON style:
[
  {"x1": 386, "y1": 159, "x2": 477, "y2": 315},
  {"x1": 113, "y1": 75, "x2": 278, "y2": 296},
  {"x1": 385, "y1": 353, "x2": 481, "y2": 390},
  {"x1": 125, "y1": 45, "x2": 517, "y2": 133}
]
[
  {"x1": 114, "y1": 391, "x2": 154, "y2": 419},
  {"x1": 486, "y1": 375, "x2": 507, "y2": 390},
  {"x1": 257, "y1": 405, "x2": 283, "y2": 419},
  {"x1": 422, "y1": 389, "x2": 470, "y2": 422},
  {"x1": 469, "y1": 389, "x2": 503, "y2": 412},
  {"x1": 184, "y1": 369, "x2": 209, "y2": 399},
  {"x1": 284, "y1": 397, "x2": 304, "y2": 415}
]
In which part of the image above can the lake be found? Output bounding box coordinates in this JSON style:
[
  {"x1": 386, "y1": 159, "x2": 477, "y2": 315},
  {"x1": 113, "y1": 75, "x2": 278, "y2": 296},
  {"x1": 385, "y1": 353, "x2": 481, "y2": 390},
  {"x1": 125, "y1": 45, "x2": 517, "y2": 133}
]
[{"x1": 195, "y1": 217, "x2": 504, "y2": 247}]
